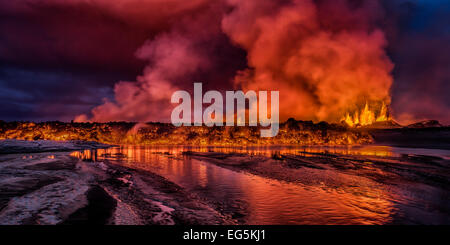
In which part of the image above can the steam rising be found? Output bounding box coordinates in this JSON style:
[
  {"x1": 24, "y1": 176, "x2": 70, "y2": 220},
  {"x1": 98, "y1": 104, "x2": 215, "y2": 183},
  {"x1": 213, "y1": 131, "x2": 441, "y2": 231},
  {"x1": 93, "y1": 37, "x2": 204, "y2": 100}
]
[
  {"x1": 76, "y1": 0, "x2": 394, "y2": 123},
  {"x1": 223, "y1": 0, "x2": 393, "y2": 122}
]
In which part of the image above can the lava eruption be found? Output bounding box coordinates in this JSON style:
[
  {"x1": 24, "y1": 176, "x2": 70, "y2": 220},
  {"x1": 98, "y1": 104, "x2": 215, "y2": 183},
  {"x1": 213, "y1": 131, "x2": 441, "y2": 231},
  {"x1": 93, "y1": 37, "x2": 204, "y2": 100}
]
[{"x1": 342, "y1": 102, "x2": 390, "y2": 127}]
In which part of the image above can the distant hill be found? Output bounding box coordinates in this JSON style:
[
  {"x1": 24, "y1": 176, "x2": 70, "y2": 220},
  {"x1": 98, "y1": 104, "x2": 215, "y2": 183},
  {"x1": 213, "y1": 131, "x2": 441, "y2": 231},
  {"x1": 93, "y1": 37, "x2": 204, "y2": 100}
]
[
  {"x1": 360, "y1": 119, "x2": 445, "y2": 129},
  {"x1": 359, "y1": 119, "x2": 402, "y2": 129},
  {"x1": 406, "y1": 120, "x2": 443, "y2": 128}
]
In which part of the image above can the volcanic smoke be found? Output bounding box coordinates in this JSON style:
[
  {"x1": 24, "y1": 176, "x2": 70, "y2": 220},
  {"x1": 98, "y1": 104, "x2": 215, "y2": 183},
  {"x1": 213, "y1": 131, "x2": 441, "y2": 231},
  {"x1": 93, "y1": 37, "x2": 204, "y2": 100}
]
[{"x1": 75, "y1": 0, "x2": 394, "y2": 124}]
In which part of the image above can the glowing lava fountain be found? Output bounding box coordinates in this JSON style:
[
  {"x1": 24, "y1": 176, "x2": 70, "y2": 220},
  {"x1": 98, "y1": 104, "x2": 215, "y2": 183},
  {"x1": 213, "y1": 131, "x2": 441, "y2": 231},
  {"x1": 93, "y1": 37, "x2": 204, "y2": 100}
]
[{"x1": 342, "y1": 102, "x2": 390, "y2": 127}]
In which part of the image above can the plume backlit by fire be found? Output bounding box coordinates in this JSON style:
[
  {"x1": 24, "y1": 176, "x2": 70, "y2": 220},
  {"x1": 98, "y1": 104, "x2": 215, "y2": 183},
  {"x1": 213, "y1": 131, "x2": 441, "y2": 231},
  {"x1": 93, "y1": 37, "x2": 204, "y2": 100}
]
[{"x1": 71, "y1": 0, "x2": 394, "y2": 124}]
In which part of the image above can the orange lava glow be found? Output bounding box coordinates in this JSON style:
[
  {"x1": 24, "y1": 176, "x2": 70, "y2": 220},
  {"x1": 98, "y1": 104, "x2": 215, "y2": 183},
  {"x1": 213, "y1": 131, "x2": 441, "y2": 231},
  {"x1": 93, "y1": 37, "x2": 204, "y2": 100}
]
[
  {"x1": 0, "y1": 121, "x2": 374, "y2": 146},
  {"x1": 342, "y1": 102, "x2": 390, "y2": 127}
]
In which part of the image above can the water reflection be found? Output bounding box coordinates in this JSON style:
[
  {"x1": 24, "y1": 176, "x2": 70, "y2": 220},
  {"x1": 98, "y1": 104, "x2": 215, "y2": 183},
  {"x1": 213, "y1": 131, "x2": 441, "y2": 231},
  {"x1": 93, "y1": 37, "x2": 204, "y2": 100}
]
[
  {"x1": 70, "y1": 145, "x2": 450, "y2": 161},
  {"x1": 72, "y1": 145, "x2": 396, "y2": 160},
  {"x1": 71, "y1": 145, "x2": 449, "y2": 224}
]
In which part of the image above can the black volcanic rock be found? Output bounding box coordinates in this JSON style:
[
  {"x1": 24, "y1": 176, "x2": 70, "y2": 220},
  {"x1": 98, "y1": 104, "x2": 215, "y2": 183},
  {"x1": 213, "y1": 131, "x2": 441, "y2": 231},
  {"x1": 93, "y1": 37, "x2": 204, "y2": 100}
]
[
  {"x1": 360, "y1": 119, "x2": 402, "y2": 129},
  {"x1": 407, "y1": 120, "x2": 443, "y2": 128}
]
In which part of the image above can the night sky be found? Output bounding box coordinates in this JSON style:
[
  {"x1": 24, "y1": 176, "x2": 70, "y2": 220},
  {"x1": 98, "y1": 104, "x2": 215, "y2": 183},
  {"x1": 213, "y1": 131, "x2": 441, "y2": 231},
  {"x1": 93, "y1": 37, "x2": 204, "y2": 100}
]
[{"x1": 0, "y1": 0, "x2": 448, "y2": 124}]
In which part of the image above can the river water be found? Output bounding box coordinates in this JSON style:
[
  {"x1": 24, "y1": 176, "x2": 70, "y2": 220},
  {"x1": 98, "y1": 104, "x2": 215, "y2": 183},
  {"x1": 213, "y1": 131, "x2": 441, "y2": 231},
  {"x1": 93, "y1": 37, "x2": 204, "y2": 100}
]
[{"x1": 71, "y1": 145, "x2": 450, "y2": 225}]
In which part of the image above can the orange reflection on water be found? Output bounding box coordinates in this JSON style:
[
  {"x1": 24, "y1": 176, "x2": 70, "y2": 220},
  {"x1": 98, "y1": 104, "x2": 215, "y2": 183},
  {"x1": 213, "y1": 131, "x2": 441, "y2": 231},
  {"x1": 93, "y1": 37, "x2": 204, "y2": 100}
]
[
  {"x1": 70, "y1": 145, "x2": 401, "y2": 224},
  {"x1": 76, "y1": 145, "x2": 395, "y2": 158},
  {"x1": 239, "y1": 173, "x2": 395, "y2": 224}
]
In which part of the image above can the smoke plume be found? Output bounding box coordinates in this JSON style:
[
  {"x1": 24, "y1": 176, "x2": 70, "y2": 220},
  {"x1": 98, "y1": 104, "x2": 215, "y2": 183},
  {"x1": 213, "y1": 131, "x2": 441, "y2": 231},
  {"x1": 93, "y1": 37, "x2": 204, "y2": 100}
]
[
  {"x1": 223, "y1": 0, "x2": 393, "y2": 122},
  {"x1": 76, "y1": 0, "x2": 394, "y2": 123}
]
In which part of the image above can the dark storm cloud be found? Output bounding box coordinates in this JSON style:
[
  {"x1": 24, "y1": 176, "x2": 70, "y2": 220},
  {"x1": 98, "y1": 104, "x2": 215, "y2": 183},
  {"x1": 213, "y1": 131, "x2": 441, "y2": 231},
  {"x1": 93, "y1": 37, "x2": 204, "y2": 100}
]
[
  {"x1": 0, "y1": 1, "x2": 149, "y2": 121},
  {"x1": 0, "y1": 0, "x2": 245, "y2": 121},
  {"x1": 383, "y1": 0, "x2": 450, "y2": 124},
  {"x1": 0, "y1": 66, "x2": 114, "y2": 121},
  {"x1": 0, "y1": 1, "x2": 149, "y2": 76}
]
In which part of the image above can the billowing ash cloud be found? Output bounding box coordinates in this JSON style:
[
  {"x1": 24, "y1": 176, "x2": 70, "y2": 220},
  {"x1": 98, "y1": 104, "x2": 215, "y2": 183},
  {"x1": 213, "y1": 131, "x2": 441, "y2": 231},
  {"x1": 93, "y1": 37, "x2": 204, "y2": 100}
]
[
  {"x1": 78, "y1": 0, "x2": 394, "y2": 123},
  {"x1": 222, "y1": 0, "x2": 393, "y2": 122},
  {"x1": 78, "y1": 24, "x2": 211, "y2": 122},
  {"x1": 76, "y1": 0, "x2": 246, "y2": 122}
]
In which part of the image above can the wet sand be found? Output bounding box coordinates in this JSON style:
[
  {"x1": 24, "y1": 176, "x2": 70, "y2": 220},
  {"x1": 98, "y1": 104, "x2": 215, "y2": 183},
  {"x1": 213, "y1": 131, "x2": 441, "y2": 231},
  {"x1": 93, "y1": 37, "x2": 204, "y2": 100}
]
[
  {"x1": 185, "y1": 150, "x2": 450, "y2": 189},
  {"x1": 0, "y1": 140, "x2": 232, "y2": 225}
]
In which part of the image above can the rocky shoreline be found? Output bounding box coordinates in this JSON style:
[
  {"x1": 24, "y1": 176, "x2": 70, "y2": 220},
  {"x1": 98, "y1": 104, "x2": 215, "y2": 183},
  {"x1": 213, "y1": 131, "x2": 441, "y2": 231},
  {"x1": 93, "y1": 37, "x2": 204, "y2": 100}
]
[
  {"x1": 0, "y1": 140, "x2": 232, "y2": 225},
  {"x1": 1, "y1": 139, "x2": 449, "y2": 225}
]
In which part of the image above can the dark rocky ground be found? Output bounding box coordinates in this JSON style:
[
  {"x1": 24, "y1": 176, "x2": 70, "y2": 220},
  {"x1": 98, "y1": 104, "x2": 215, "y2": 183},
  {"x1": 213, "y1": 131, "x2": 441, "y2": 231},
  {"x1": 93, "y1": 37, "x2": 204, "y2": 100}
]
[
  {"x1": 0, "y1": 140, "x2": 232, "y2": 225},
  {"x1": 183, "y1": 148, "x2": 450, "y2": 224},
  {"x1": 185, "y1": 150, "x2": 450, "y2": 191},
  {"x1": 369, "y1": 127, "x2": 450, "y2": 150}
]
